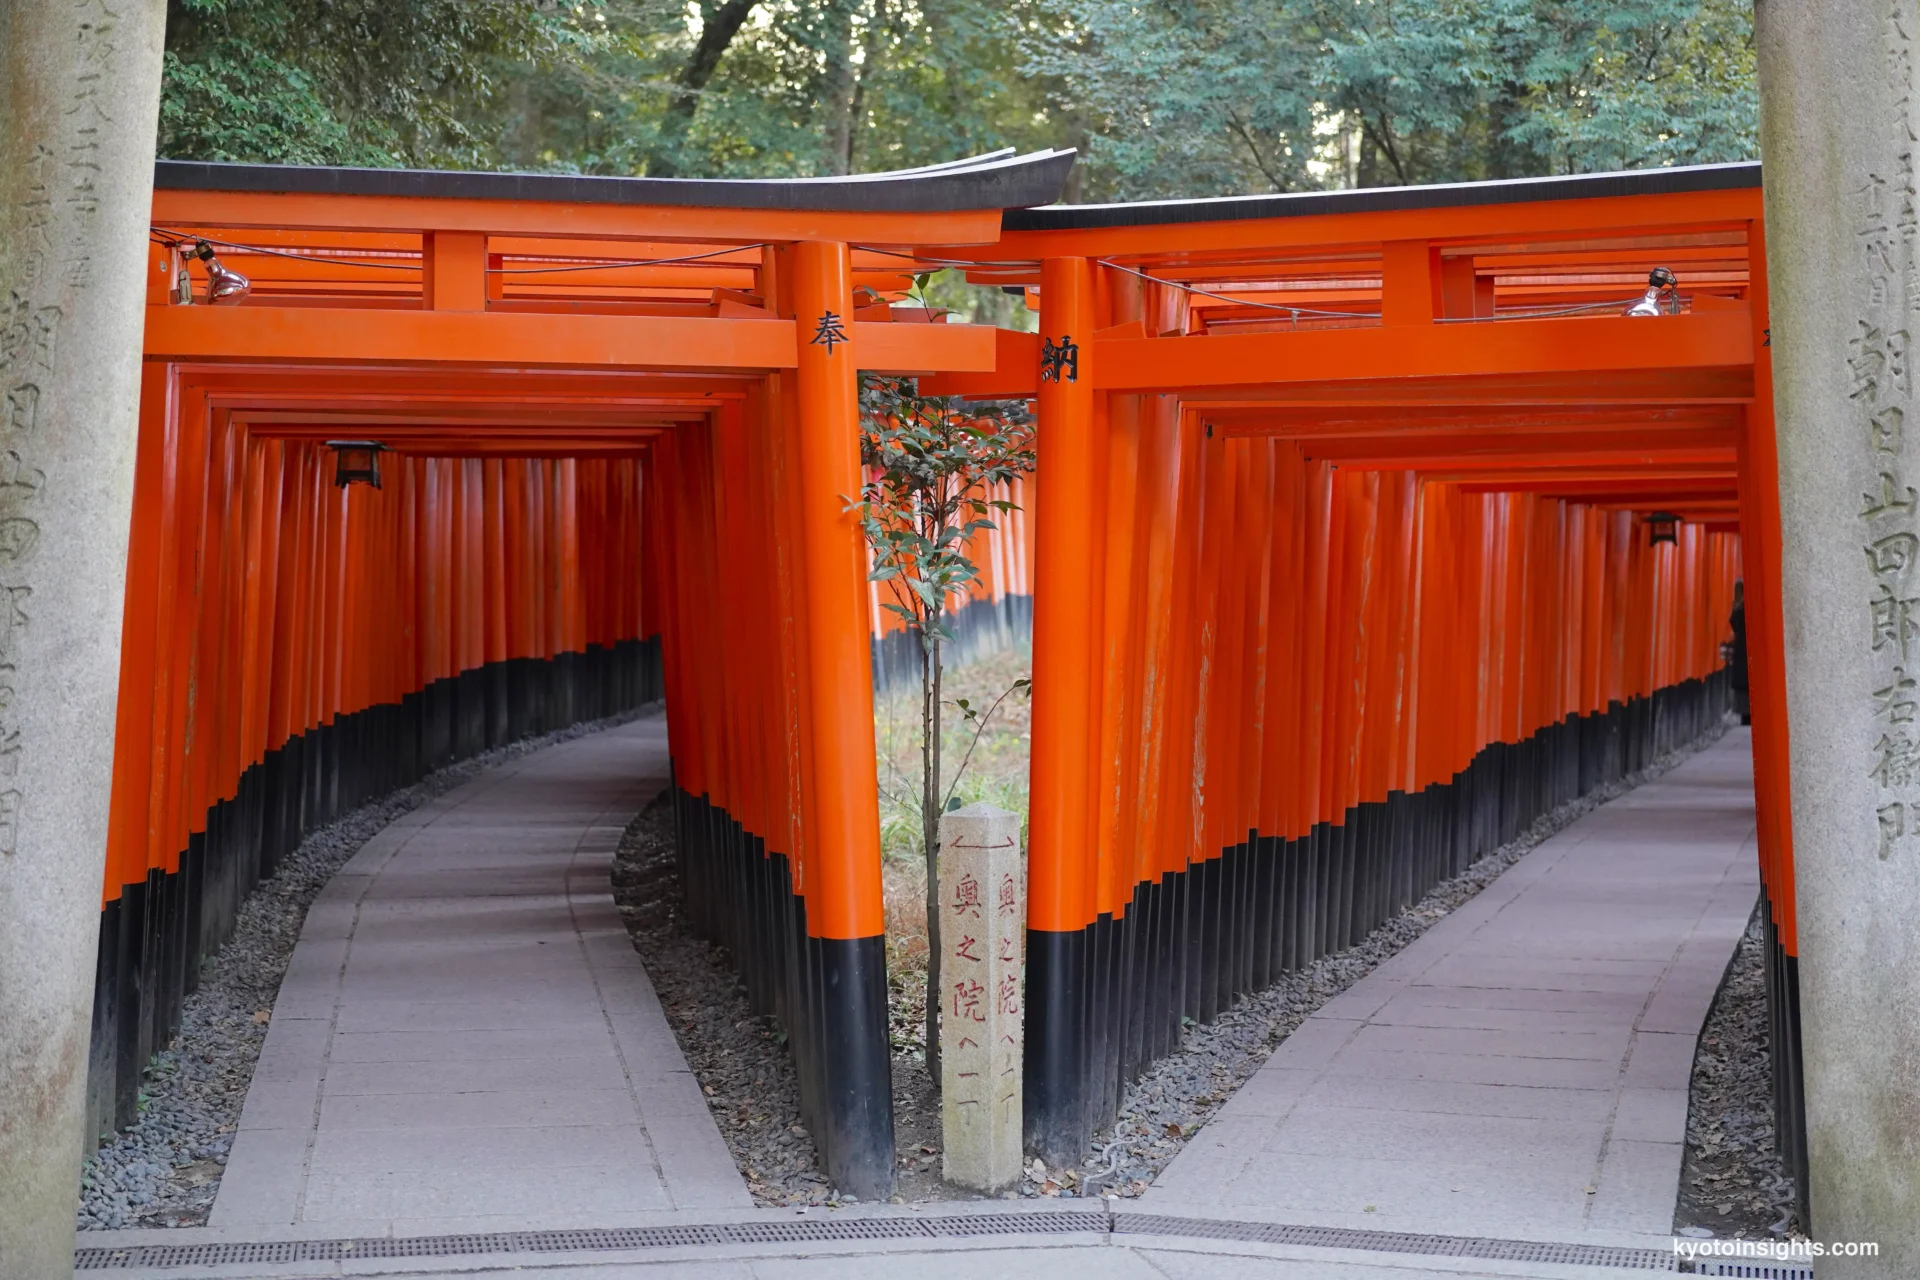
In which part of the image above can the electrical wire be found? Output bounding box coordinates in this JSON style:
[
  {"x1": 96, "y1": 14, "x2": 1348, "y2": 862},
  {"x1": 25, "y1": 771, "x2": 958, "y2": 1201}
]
[
  {"x1": 150, "y1": 227, "x2": 1672, "y2": 319},
  {"x1": 1435, "y1": 295, "x2": 1662, "y2": 322},
  {"x1": 151, "y1": 228, "x2": 767, "y2": 275},
  {"x1": 1078, "y1": 1139, "x2": 1129, "y2": 1198},
  {"x1": 150, "y1": 228, "x2": 420, "y2": 271},
  {"x1": 859, "y1": 245, "x2": 1668, "y2": 323},
  {"x1": 487, "y1": 243, "x2": 767, "y2": 274},
  {"x1": 1097, "y1": 259, "x2": 1384, "y2": 321},
  {"x1": 852, "y1": 244, "x2": 1043, "y2": 269}
]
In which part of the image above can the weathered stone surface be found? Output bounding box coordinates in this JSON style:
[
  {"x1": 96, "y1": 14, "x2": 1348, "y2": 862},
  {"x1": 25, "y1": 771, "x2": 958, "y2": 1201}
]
[
  {"x1": 1756, "y1": 4, "x2": 1920, "y2": 1272},
  {"x1": 0, "y1": 2, "x2": 166, "y2": 1276},
  {"x1": 938, "y1": 803, "x2": 1023, "y2": 1191}
]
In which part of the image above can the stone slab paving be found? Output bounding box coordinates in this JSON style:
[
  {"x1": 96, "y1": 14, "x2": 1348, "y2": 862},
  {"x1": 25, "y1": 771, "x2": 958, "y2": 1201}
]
[
  {"x1": 1140, "y1": 729, "x2": 1759, "y2": 1248},
  {"x1": 209, "y1": 714, "x2": 751, "y2": 1235}
]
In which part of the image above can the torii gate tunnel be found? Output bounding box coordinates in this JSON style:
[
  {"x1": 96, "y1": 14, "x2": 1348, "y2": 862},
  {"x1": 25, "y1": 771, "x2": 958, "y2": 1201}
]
[{"x1": 99, "y1": 153, "x2": 1786, "y2": 1201}]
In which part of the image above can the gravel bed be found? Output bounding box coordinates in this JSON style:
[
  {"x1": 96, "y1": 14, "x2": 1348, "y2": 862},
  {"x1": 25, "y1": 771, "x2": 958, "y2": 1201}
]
[
  {"x1": 75, "y1": 709, "x2": 647, "y2": 1232},
  {"x1": 1036, "y1": 721, "x2": 1733, "y2": 1200},
  {"x1": 611, "y1": 797, "x2": 837, "y2": 1206},
  {"x1": 618, "y1": 720, "x2": 1733, "y2": 1206},
  {"x1": 609, "y1": 795, "x2": 969, "y2": 1205},
  {"x1": 1673, "y1": 908, "x2": 1802, "y2": 1241}
]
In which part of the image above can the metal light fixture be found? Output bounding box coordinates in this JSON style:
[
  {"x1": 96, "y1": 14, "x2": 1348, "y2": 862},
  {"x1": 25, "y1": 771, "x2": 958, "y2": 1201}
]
[
  {"x1": 327, "y1": 440, "x2": 386, "y2": 489},
  {"x1": 169, "y1": 246, "x2": 195, "y2": 305},
  {"x1": 181, "y1": 240, "x2": 251, "y2": 305},
  {"x1": 1624, "y1": 267, "x2": 1677, "y2": 318},
  {"x1": 1646, "y1": 511, "x2": 1680, "y2": 545}
]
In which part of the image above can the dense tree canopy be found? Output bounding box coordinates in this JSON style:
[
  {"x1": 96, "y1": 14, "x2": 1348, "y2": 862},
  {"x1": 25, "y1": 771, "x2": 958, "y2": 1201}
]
[{"x1": 159, "y1": 0, "x2": 1758, "y2": 200}]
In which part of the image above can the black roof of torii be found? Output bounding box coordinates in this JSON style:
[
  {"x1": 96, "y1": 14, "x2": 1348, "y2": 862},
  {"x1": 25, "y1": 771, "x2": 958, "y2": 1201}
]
[{"x1": 153, "y1": 148, "x2": 1080, "y2": 215}]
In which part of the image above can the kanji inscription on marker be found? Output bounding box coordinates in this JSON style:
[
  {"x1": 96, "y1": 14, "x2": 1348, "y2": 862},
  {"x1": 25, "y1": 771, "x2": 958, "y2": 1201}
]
[{"x1": 936, "y1": 804, "x2": 1025, "y2": 1191}]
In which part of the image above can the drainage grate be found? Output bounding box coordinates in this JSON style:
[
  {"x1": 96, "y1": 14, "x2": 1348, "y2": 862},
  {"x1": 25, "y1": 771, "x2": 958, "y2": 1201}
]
[
  {"x1": 924, "y1": 1212, "x2": 1097, "y2": 1237},
  {"x1": 74, "y1": 1207, "x2": 1700, "y2": 1272},
  {"x1": 302, "y1": 1233, "x2": 520, "y2": 1260},
  {"x1": 1680, "y1": 1262, "x2": 1815, "y2": 1280},
  {"x1": 522, "y1": 1225, "x2": 728, "y2": 1251},
  {"x1": 1115, "y1": 1213, "x2": 1677, "y2": 1270},
  {"x1": 72, "y1": 1210, "x2": 1104, "y2": 1271},
  {"x1": 81, "y1": 1241, "x2": 302, "y2": 1270},
  {"x1": 725, "y1": 1217, "x2": 932, "y2": 1243}
]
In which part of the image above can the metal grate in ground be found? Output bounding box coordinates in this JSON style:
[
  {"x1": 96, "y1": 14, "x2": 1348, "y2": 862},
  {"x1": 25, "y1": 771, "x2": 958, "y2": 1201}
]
[
  {"x1": 1114, "y1": 1213, "x2": 1678, "y2": 1269},
  {"x1": 73, "y1": 1212, "x2": 1100, "y2": 1270},
  {"x1": 75, "y1": 1207, "x2": 1810, "y2": 1274},
  {"x1": 1675, "y1": 1261, "x2": 1816, "y2": 1279}
]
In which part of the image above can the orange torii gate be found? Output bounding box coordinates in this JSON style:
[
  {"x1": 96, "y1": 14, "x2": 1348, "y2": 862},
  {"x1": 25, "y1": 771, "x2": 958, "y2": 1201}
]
[
  {"x1": 920, "y1": 162, "x2": 1794, "y2": 1191},
  {"x1": 106, "y1": 151, "x2": 1071, "y2": 1199},
  {"x1": 99, "y1": 153, "x2": 1777, "y2": 1204}
]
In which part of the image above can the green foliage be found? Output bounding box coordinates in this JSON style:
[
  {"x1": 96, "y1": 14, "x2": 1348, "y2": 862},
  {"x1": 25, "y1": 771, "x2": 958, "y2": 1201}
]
[
  {"x1": 854, "y1": 375, "x2": 1033, "y2": 648},
  {"x1": 159, "y1": 0, "x2": 607, "y2": 167},
  {"x1": 159, "y1": 0, "x2": 1062, "y2": 180},
  {"x1": 1025, "y1": 0, "x2": 1760, "y2": 199},
  {"x1": 157, "y1": 0, "x2": 1760, "y2": 192},
  {"x1": 854, "y1": 359, "x2": 1035, "y2": 1078}
]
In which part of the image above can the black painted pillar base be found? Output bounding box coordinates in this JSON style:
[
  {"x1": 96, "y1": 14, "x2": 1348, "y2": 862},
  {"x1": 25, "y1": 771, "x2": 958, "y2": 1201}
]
[
  {"x1": 1024, "y1": 926, "x2": 1089, "y2": 1165},
  {"x1": 86, "y1": 639, "x2": 667, "y2": 1146},
  {"x1": 813, "y1": 934, "x2": 896, "y2": 1199},
  {"x1": 1017, "y1": 678, "x2": 1736, "y2": 1166},
  {"x1": 1763, "y1": 885, "x2": 1810, "y2": 1231}
]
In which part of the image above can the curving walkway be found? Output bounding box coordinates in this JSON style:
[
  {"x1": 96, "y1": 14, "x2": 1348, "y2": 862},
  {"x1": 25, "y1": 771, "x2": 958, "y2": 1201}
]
[
  {"x1": 92, "y1": 723, "x2": 1763, "y2": 1278},
  {"x1": 1140, "y1": 729, "x2": 1759, "y2": 1248},
  {"x1": 210, "y1": 713, "x2": 750, "y2": 1235}
]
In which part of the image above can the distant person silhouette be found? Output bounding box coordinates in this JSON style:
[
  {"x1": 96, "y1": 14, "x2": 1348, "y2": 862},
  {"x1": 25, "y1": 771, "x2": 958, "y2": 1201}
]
[{"x1": 1728, "y1": 580, "x2": 1749, "y2": 725}]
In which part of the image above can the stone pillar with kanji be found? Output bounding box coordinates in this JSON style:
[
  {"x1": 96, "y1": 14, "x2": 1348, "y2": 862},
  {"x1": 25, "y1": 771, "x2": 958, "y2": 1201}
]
[
  {"x1": 1757, "y1": 3, "x2": 1920, "y2": 1268},
  {"x1": 938, "y1": 803, "x2": 1024, "y2": 1191},
  {"x1": 1, "y1": 4, "x2": 166, "y2": 1276}
]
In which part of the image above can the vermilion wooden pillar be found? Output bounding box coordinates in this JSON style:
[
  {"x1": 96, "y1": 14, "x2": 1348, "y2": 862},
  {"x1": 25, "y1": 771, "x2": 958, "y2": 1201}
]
[
  {"x1": 1739, "y1": 215, "x2": 1807, "y2": 1212},
  {"x1": 787, "y1": 238, "x2": 894, "y2": 1199},
  {"x1": 1026, "y1": 255, "x2": 1102, "y2": 1162}
]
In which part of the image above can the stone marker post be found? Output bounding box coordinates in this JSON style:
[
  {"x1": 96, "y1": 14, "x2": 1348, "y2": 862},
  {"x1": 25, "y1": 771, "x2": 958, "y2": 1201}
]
[
  {"x1": 0, "y1": 3, "x2": 166, "y2": 1276},
  {"x1": 1755, "y1": 3, "x2": 1920, "y2": 1271},
  {"x1": 938, "y1": 803, "x2": 1023, "y2": 1191}
]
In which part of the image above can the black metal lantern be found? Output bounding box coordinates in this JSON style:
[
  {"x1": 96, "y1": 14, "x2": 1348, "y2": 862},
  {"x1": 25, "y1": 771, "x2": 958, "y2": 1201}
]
[
  {"x1": 1646, "y1": 511, "x2": 1680, "y2": 545},
  {"x1": 327, "y1": 440, "x2": 386, "y2": 489}
]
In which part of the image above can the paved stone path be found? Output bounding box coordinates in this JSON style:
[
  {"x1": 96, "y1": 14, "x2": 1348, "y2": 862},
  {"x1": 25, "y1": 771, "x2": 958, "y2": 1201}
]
[
  {"x1": 210, "y1": 714, "x2": 750, "y2": 1234},
  {"x1": 90, "y1": 722, "x2": 1765, "y2": 1278},
  {"x1": 1140, "y1": 729, "x2": 1759, "y2": 1248}
]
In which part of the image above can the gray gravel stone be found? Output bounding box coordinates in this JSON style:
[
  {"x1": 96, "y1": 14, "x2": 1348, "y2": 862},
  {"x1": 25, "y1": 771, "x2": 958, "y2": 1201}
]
[
  {"x1": 1673, "y1": 908, "x2": 1802, "y2": 1241},
  {"x1": 74, "y1": 709, "x2": 646, "y2": 1231}
]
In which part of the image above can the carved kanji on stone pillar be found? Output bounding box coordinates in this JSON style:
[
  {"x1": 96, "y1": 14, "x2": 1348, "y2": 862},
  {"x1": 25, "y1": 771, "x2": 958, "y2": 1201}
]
[{"x1": 938, "y1": 803, "x2": 1024, "y2": 1191}]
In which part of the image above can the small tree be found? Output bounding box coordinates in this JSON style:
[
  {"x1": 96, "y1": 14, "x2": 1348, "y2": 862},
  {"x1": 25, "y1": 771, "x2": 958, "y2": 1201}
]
[{"x1": 854, "y1": 351, "x2": 1035, "y2": 1084}]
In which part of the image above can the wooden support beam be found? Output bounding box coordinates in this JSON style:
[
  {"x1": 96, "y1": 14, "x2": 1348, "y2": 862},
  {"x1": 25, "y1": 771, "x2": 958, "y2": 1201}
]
[
  {"x1": 1381, "y1": 239, "x2": 1441, "y2": 326},
  {"x1": 153, "y1": 189, "x2": 1004, "y2": 248},
  {"x1": 849, "y1": 319, "x2": 995, "y2": 374},
  {"x1": 928, "y1": 313, "x2": 1751, "y2": 400},
  {"x1": 144, "y1": 306, "x2": 999, "y2": 374},
  {"x1": 1100, "y1": 311, "x2": 1753, "y2": 394},
  {"x1": 422, "y1": 232, "x2": 487, "y2": 311}
]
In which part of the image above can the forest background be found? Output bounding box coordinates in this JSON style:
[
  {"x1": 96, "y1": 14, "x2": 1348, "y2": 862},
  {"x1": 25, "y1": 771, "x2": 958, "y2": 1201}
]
[{"x1": 162, "y1": 0, "x2": 1758, "y2": 202}]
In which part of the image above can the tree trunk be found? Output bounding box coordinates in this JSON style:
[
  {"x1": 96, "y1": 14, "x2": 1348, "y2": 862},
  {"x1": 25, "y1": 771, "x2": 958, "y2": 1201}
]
[
  {"x1": 0, "y1": 3, "x2": 166, "y2": 1275},
  {"x1": 647, "y1": 0, "x2": 759, "y2": 177},
  {"x1": 922, "y1": 630, "x2": 943, "y2": 1086},
  {"x1": 818, "y1": 0, "x2": 859, "y2": 176},
  {"x1": 846, "y1": 0, "x2": 890, "y2": 175}
]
